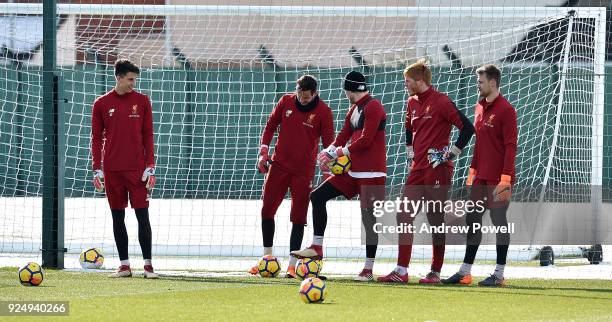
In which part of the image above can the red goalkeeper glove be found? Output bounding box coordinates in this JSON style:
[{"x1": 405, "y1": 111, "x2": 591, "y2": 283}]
[
  {"x1": 257, "y1": 145, "x2": 271, "y2": 174},
  {"x1": 93, "y1": 170, "x2": 104, "y2": 192}
]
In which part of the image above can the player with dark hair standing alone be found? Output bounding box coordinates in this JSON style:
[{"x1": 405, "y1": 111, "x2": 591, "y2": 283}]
[{"x1": 91, "y1": 59, "x2": 158, "y2": 278}]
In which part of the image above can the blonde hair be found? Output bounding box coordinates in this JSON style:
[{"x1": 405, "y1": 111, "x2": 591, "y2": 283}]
[{"x1": 403, "y1": 58, "x2": 432, "y2": 85}]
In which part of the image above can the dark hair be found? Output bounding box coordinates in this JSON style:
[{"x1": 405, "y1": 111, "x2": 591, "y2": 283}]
[
  {"x1": 114, "y1": 59, "x2": 140, "y2": 77},
  {"x1": 476, "y1": 64, "x2": 501, "y2": 88},
  {"x1": 296, "y1": 75, "x2": 318, "y2": 92}
]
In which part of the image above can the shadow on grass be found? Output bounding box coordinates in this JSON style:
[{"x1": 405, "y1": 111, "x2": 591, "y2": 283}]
[{"x1": 156, "y1": 275, "x2": 612, "y2": 301}]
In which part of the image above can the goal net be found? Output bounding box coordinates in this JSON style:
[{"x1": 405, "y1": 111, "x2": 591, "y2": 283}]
[{"x1": 0, "y1": 3, "x2": 608, "y2": 277}]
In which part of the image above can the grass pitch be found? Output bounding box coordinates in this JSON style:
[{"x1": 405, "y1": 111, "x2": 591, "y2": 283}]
[{"x1": 0, "y1": 267, "x2": 610, "y2": 321}]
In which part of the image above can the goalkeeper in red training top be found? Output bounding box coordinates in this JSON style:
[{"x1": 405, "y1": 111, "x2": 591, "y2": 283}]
[
  {"x1": 442, "y1": 64, "x2": 517, "y2": 287},
  {"x1": 250, "y1": 75, "x2": 334, "y2": 278},
  {"x1": 378, "y1": 59, "x2": 474, "y2": 284},
  {"x1": 91, "y1": 59, "x2": 158, "y2": 279},
  {"x1": 291, "y1": 71, "x2": 387, "y2": 282}
]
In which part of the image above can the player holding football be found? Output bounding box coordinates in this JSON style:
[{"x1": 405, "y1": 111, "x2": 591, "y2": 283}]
[
  {"x1": 378, "y1": 59, "x2": 474, "y2": 284},
  {"x1": 291, "y1": 71, "x2": 387, "y2": 282},
  {"x1": 91, "y1": 59, "x2": 158, "y2": 278},
  {"x1": 250, "y1": 75, "x2": 334, "y2": 278},
  {"x1": 442, "y1": 64, "x2": 517, "y2": 287}
]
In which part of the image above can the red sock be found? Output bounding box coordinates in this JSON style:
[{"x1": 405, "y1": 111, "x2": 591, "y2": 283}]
[
  {"x1": 398, "y1": 244, "x2": 412, "y2": 268},
  {"x1": 431, "y1": 244, "x2": 445, "y2": 272}
]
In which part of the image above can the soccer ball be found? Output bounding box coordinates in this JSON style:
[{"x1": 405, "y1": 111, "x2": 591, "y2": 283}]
[
  {"x1": 296, "y1": 258, "x2": 322, "y2": 280},
  {"x1": 299, "y1": 277, "x2": 327, "y2": 304},
  {"x1": 329, "y1": 155, "x2": 351, "y2": 175},
  {"x1": 18, "y1": 262, "x2": 44, "y2": 286},
  {"x1": 79, "y1": 248, "x2": 104, "y2": 269},
  {"x1": 258, "y1": 255, "x2": 281, "y2": 278}
]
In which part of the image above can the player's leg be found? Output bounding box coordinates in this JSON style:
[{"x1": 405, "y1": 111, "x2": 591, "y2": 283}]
[
  {"x1": 105, "y1": 171, "x2": 132, "y2": 278},
  {"x1": 290, "y1": 174, "x2": 353, "y2": 259},
  {"x1": 285, "y1": 174, "x2": 312, "y2": 278},
  {"x1": 478, "y1": 203, "x2": 510, "y2": 287},
  {"x1": 126, "y1": 170, "x2": 158, "y2": 278},
  {"x1": 442, "y1": 179, "x2": 487, "y2": 285},
  {"x1": 378, "y1": 171, "x2": 423, "y2": 283},
  {"x1": 250, "y1": 164, "x2": 291, "y2": 274},
  {"x1": 354, "y1": 177, "x2": 385, "y2": 281},
  {"x1": 419, "y1": 165, "x2": 452, "y2": 284}
]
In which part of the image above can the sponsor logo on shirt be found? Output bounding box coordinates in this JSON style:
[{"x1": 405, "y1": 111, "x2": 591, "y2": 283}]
[
  {"x1": 129, "y1": 105, "x2": 140, "y2": 118},
  {"x1": 285, "y1": 109, "x2": 293, "y2": 118},
  {"x1": 303, "y1": 113, "x2": 316, "y2": 128},
  {"x1": 108, "y1": 108, "x2": 115, "y2": 117},
  {"x1": 485, "y1": 114, "x2": 495, "y2": 127}
]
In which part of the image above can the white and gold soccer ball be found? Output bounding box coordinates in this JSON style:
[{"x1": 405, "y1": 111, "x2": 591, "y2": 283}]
[
  {"x1": 329, "y1": 155, "x2": 351, "y2": 175},
  {"x1": 79, "y1": 248, "x2": 104, "y2": 269},
  {"x1": 299, "y1": 277, "x2": 327, "y2": 303}
]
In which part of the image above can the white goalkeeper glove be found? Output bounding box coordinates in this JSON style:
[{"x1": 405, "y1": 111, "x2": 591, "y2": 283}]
[
  {"x1": 406, "y1": 145, "x2": 414, "y2": 166},
  {"x1": 141, "y1": 167, "x2": 156, "y2": 190},
  {"x1": 429, "y1": 145, "x2": 461, "y2": 169},
  {"x1": 93, "y1": 170, "x2": 104, "y2": 192}
]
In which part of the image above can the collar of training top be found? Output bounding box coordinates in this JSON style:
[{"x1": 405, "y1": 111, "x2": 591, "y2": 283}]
[
  {"x1": 415, "y1": 86, "x2": 434, "y2": 102},
  {"x1": 354, "y1": 94, "x2": 372, "y2": 108},
  {"x1": 479, "y1": 93, "x2": 503, "y2": 109},
  {"x1": 294, "y1": 95, "x2": 320, "y2": 113}
]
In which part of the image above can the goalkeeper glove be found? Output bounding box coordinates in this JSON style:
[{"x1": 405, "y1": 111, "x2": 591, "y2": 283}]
[
  {"x1": 317, "y1": 145, "x2": 335, "y2": 172},
  {"x1": 141, "y1": 167, "x2": 156, "y2": 190},
  {"x1": 318, "y1": 146, "x2": 349, "y2": 172},
  {"x1": 257, "y1": 145, "x2": 271, "y2": 174},
  {"x1": 466, "y1": 168, "x2": 476, "y2": 186},
  {"x1": 493, "y1": 174, "x2": 512, "y2": 202},
  {"x1": 428, "y1": 145, "x2": 461, "y2": 169},
  {"x1": 406, "y1": 145, "x2": 414, "y2": 166},
  {"x1": 93, "y1": 170, "x2": 104, "y2": 192}
]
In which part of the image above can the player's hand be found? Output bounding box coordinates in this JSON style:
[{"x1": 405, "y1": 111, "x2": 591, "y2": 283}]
[
  {"x1": 493, "y1": 174, "x2": 512, "y2": 202},
  {"x1": 318, "y1": 153, "x2": 331, "y2": 172},
  {"x1": 466, "y1": 168, "x2": 476, "y2": 186},
  {"x1": 427, "y1": 148, "x2": 444, "y2": 168},
  {"x1": 317, "y1": 145, "x2": 335, "y2": 171},
  {"x1": 406, "y1": 145, "x2": 414, "y2": 166},
  {"x1": 141, "y1": 167, "x2": 156, "y2": 190},
  {"x1": 429, "y1": 145, "x2": 461, "y2": 168},
  {"x1": 257, "y1": 145, "x2": 271, "y2": 174},
  {"x1": 93, "y1": 170, "x2": 104, "y2": 192}
]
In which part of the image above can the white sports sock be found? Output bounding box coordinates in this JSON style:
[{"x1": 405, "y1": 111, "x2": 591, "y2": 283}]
[
  {"x1": 263, "y1": 247, "x2": 273, "y2": 256},
  {"x1": 494, "y1": 264, "x2": 505, "y2": 279},
  {"x1": 394, "y1": 265, "x2": 408, "y2": 275},
  {"x1": 364, "y1": 258, "x2": 375, "y2": 270},
  {"x1": 312, "y1": 235, "x2": 324, "y2": 246},
  {"x1": 459, "y1": 263, "x2": 472, "y2": 275},
  {"x1": 288, "y1": 255, "x2": 298, "y2": 267},
  {"x1": 120, "y1": 259, "x2": 130, "y2": 266},
  {"x1": 144, "y1": 259, "x2": 152, "y2": 266}
]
